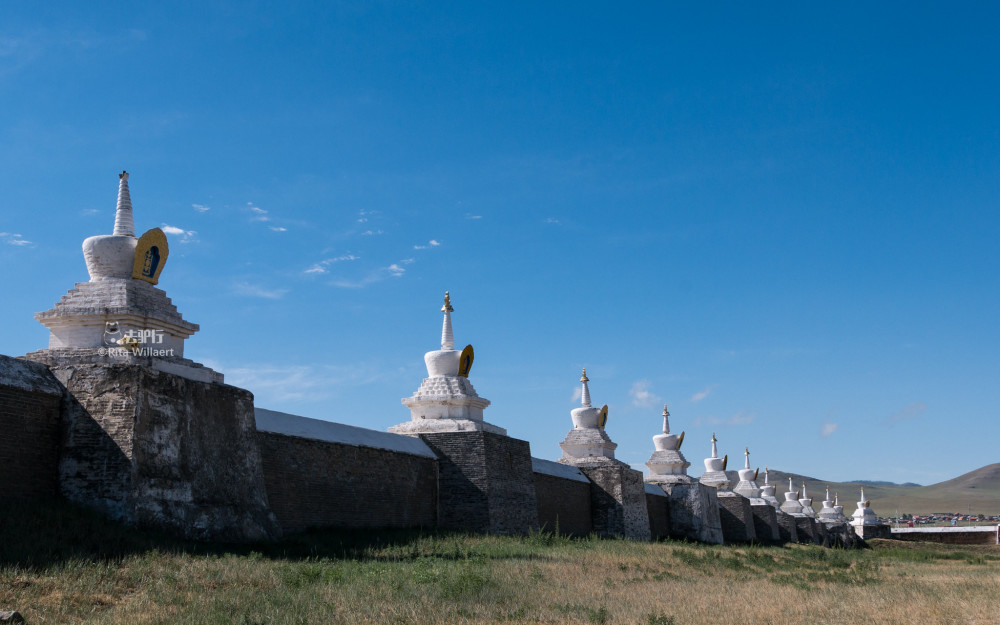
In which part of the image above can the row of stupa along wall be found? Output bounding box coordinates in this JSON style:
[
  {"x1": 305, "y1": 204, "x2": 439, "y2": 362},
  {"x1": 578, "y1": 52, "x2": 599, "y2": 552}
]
[{"x1": 5, "y1": 171, "x2": 889, "y2": 545}]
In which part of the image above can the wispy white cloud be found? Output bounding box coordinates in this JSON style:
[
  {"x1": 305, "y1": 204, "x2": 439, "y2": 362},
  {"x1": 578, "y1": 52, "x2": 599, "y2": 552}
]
[
  {"x1": 544, "y1": 217, "x2": 561, "y2": 225},
  {"x1": 889, "y1": 402, "x2": 926, "y2": 423},
  {"x1": 361, "y1": 229, "x2": 383, "y2": 236},
  {"x1": 161, "y1": 224, "x2": 197, "y2": 243},
  {"x1": 330, "y1": 262, "x2": 409, "y2": 288},
  {"x1": 466, "y1": 214, "x2": 482, "y2": 220},
  {"x1": 192, "y1": 203, "x2": 210, "y2": 212},
  {"x1": 821, "y1": 422, "x2": 838, "y2": 437},
  {"x1": 629, "y1": 379, "x2": 661, "y2": 408},
  {"x1": 233, "y1": 281, "x2": 288, "y2": 299},
  {"x1": 0, "y1": 232, "x2": 32, "y2": 246},
  {"x1": 247, "y1": 203, "x2": 270, "y2": 222},
  {"x1": 204, "y1": 361, "x2": 386, "y2": 404},
  {"x1": 304, "y1": 254, "x2": 360, "y2": 275},
  {"x1": 269, "y1": 226, "x2": 287, "y2": 232},
  {"x1": 413, "y1": 239, "x2": 442, "y2": 250},
  {"x1": 81, "y1": 208, "x2": 101, "y2": 216},
  {"x1": 690, "y1": 385, "x2": 715, "y2": 403},
  {"x1": 571, "y1": 386, "x2": 582, "y2": 403}
]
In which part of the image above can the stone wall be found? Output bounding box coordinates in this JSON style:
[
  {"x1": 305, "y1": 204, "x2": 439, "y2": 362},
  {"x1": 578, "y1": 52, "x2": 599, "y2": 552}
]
[
  {"x1": 578, "y1": 461, "x2": 651, "y2": 541},
  {"x1": 532, "y1": 458, "x2": 593, "y2": 536},
  {"x1": 256, "y1": 431, "x2": 438, "y2": 533},
  {"x1": 887, "y1": 527, "x2": 996, "y2": 544},
  {"x1": 0, "y1": 355, "x2": 64, "y2": 499}
]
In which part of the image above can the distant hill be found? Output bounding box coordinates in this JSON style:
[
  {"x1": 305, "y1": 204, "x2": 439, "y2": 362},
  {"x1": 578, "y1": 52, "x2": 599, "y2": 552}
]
[
  {"x1": 850, "y1": 480, "x2": 921, "y2": 487},
  {"x1": 748, "y1": 464, "x2": 1000, "y2": 517}
]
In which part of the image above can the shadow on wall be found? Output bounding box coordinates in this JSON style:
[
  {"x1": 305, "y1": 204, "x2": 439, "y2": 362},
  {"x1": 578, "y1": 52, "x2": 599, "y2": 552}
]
[{"x1": 0, "y1": 497, "x2": 568, "y2": 571}]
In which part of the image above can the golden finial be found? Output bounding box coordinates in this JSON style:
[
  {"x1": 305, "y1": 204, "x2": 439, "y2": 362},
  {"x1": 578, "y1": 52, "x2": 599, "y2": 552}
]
[
  {"x1": 441, "y1": 291, "x2": 454, "y2": 313},
  {"x1": 711, "y1": 432, "x2": 717, "y2": 443},
  {"x1": 580, "y1": 368, "x2": 589, "y2": 383},
  {"x1": 662, "y1": 404, "x2": 669, "y2": 417},
  {"x1": 745, "y1": 446, "x2": 749, "y2": 456}
]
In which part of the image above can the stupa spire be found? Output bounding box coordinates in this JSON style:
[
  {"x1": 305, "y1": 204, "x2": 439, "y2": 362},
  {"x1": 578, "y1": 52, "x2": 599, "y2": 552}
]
[
  {"x1": 764, "y1": 466, "x2": 770, "y2": 485},
  {"x1": 440, "y1": 291, "x2": 454, "y2": 350},
  {"x1": 710, "y1": 432, "x2": 718, "y2": 458},
  {"x1": 113, "y1": 171, "x2": 135, "y2": 237},
  {"x1": 744, "y1": 446, "x2": 750, "y2": 470},
  {"x1": 580, "y1": 368, "x2": 591, "y2": 407},
  {"x1": 661, "y1": 404, "x2": 670, "y2": 434}
]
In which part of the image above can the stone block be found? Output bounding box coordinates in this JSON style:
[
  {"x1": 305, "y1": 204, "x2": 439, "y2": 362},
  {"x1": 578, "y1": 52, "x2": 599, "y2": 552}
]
[
  {"x1": 777, "y1": 510, "x2": 799, "y2": 543},
  {"x1": 795, "y1": 516, "x2": 819, "y2": 544},
  {"x1": 42, "y1": 362, "x2": 279, "y2": 542},
  {"x1": 750, "y1": 503, "x2": 781, "y2": 542},
  {"x1": 577, "y1": 461, "x2": 651, "y2": 541},
  {"x1": 0, "y1": 355, "x2": 63, "y2": 499},
  {"x1": 645, "y1": 485, "x2": 671, "y2": 540},
  {"x1": 649, "y1": 480, "x2": 724, "y2": 544},
  {"x1": 420, "y1": 431, "x2": 539, "y2": 535},
  {"x1": 717, "y1": 492, "x2": 757, "y2": 543}
]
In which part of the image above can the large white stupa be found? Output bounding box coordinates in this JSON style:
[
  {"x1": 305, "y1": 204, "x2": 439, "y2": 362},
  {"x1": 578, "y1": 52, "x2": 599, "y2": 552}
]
[
  {"x1": 645, "y1": 405, "x2": 693, "y2": 483},
  {"x1": 31, "y1": 171, "x2": 220, "y2": 383},
  {"x1": 759, "y1": 467, "x2": 782, "y2": 509},
  {"x1": 390, "y1": 292, "x2": 502, "y2": 436},
  {"x1": 732, "y1": 447, "x2": 765, "y2": 504},
  {"x1": 699, "y1": 432, "x2": 731, "y2": 490},
  {"x1": 558, "y1": 369, "x2": 617, "y2": 464}
]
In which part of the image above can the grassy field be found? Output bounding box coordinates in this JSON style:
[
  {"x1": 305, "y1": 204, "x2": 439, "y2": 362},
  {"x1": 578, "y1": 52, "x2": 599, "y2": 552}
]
[{"x1": 3, "y1": 499, "x2": 1000, "y2": 625}]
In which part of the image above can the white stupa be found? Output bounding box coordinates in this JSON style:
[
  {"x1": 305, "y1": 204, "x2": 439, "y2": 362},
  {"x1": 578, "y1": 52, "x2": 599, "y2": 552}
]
[
  {"x1": 833, "y1": 493, "x2": 846, "y2": 521},
  {"x1": 31, "y1": 171, "x2": 219, "y2": 383},
  {"x1": 818, "y1": 486, "x2": 840, "y2": 522},
  {"x1": 779, "y1": 477, "x2": 804, "y2": 515},
  {"x1": 645, "y1": 405, "x2": 693, "y2": 484},
  {"x1": 558, "y1": 369, "x2": 617, "y2": 464},
  {"x1": 759, "y1": 467, "x2": 781, "y2": 509},
  {"x1": 390, "y1": 292, "x2": 502, "y2": 436},
  {"x1": 699, "y1": 433, "x2": 731, "y2": 490},
  {"x1": 850, "y1": 488, "x2": 880, "y2": 527},
  {"x1": 732, "y1": 447, "x2": 764, "y2": 503},
  {"x1": 798, "y1": 482, "x2": 817, "y2": 518}
]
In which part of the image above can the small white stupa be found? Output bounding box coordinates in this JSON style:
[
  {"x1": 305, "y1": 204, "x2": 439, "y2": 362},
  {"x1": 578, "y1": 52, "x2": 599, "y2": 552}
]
[
  {"x1": 798, "y1": 482, "x2": 817, "y2": 518},
  {"x1": 759, "y1": 467, "x2": 781, "y2": 509},
  {"x1": 818, "y1": 486, "x2": 840, "y2": 522},
  {"x1": 645, "y1": 405, "x2": 693, "y2": 484},
  {"x1": 390, "y1": 292, "x2": 502, "y2": 436},
  {"x1": 732, "y1": 447, "x2": 764, "y2": 502},
  {"x1": 558, "y1": 369, "x2": 617, "y2": 464},
  {"x1": 779, "y1": 476, "x2": 804, "y2": 515},
  {"x1": 699, "y1": 432, "x2": 731, "y2": 490},
  {"x1": 850, "y1": 488, "x2": 880, "y2": 527},
  {"x1": 833, "y1": 492, "x2": 846, "y2": 521},
  {"x1": 31, "y1": 171, "x2": 218, "y2": 383}
]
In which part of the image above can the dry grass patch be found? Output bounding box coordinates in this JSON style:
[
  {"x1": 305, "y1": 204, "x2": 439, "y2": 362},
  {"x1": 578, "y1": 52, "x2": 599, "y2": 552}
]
[{"x1": 3, "y1": 500, "x2": 1000, "y2": 624}]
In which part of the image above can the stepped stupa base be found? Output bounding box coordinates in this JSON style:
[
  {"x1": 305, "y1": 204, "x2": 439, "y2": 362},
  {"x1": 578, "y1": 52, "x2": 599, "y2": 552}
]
[{"x1": 389, "y1": 418, "x2": 506, "y2": 436}]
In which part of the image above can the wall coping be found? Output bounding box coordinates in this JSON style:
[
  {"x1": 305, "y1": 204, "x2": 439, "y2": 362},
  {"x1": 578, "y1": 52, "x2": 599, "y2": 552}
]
[
  {"x1": 644, "y1": 483, "x2": 669, "y2": 497},
  {"x1": 255, "y1": 408, "x2": 436, "y2": 459},
  {"x1": 0, "y1": 355, "x2": 64, "y2": 396},
  {"x1": 531, "y1": 457, "x2": 589, "y2": 483}
]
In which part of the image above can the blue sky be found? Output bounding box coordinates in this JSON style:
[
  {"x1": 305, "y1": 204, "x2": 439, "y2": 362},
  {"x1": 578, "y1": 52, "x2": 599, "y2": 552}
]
[{"x1": 2, "y1": 2, "x2": 998, "y2": 484}]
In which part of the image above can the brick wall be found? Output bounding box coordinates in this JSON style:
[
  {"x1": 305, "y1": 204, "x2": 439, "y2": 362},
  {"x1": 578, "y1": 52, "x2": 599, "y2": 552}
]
[
  {"x1": 890, "y1": 528, "x2": 998, "y2": 545},
  {"x1": 257, "y1": 431, "x2": 438, "y2": 533},
  {"x1": 0, "y1": 356, "x2": 63, "y2": 498},
  {"x1": 534, "y1": 473, "x2": 593, "y2": 536}
]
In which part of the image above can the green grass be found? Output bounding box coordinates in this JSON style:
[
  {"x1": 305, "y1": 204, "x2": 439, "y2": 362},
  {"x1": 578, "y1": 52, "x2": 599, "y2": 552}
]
[{"x1": 3, "y1": 498, "x2": 1000, "y2": 624}]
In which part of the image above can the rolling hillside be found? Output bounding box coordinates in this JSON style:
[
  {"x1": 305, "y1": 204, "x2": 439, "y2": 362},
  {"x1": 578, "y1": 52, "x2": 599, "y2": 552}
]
[{"x1": 748, "y1": 464, "x2": 1000, "y2": 517}]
